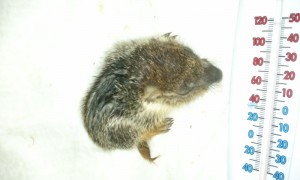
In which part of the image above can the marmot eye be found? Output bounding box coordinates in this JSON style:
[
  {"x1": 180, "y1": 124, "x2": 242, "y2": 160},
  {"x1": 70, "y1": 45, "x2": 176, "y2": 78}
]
[{"x1": 176, "y1": 82, "x2": 196, "y2": 95}]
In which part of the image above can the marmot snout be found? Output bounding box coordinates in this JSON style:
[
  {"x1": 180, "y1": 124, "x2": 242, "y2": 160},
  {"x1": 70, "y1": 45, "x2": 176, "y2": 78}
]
[{"x1": 82, "y1": 33, "x2": 222, "y2": 162}]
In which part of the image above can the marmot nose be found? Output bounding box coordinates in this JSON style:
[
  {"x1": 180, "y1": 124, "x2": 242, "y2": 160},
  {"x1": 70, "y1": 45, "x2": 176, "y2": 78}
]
[{"x1": 204, "y1": 65, "x2": 223, "y2": 83}]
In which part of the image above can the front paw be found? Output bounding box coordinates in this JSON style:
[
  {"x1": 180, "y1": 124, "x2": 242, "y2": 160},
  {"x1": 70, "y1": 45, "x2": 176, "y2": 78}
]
[{"x1": 160, "y1": 117, "x2": 174, "y2": 133}]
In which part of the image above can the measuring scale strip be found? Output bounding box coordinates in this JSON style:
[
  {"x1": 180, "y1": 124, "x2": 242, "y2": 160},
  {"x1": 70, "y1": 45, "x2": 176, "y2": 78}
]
[
  {"x1": 253, "y1": 16, "x2": 275, "y2": 172},
  {"x1": 251, "y1": 14, "x2": 275, "y2": 174},
  {"x1": 229, "y1": 0, "x2": 300, "y2": 180},
  {"x1": 248, "y1": 10, "x2": 299, "y2": 180},
  {"x1": 265, "y1": 14, "x2": 300, "y2": 180}
]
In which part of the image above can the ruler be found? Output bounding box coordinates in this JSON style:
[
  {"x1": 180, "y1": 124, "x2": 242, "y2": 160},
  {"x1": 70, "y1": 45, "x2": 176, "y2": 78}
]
[{"x1": 229, "y1": 0, "x2": 300, "y2": 179}]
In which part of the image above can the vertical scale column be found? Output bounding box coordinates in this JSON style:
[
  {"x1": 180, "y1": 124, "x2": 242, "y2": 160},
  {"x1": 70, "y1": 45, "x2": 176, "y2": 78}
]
[
  {"x1": 266, "y1": 12, "x2": 300, "y2": 180},
  {"x1": 258, "y1": 1, "x2": 284, "y2": 180},
  {"x1": 254, "y1": 16, "x2": 275, "y2": 171}
]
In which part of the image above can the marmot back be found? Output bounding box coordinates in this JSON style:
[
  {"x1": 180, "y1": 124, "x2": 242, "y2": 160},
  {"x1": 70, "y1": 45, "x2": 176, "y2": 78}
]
[{"x1": 82, "y1": 33, "x2": 222, "y2": 162}]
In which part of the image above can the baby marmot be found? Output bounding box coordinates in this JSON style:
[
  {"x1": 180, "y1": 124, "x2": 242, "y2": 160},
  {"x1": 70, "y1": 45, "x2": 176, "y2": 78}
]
[{"x1": 82, "y1": 33, "x2": 222, "y2": 162}]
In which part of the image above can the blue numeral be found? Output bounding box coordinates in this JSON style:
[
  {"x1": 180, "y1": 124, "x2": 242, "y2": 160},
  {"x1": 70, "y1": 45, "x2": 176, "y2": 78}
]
[
  {"x1": 242, "y1": 163, "x2": 253, "y2": 173},
  {"x1": 277, "y1": 139, "x2": 288, "y2": 149},
  {"x1": 248, "y1": 112, "x2": 258, "y2": 121},
  {"x1": 279, "y1": 123, "x2": 289, "y2": 133},
  {"x1": 275, "y1": 154, "x2": 287, "y2": 165},
  {"x1": 248, "y1": 130, "x2": 254, "y2": 138},
  {"x1": 244, "y1": 145, "x2": 255, "y2": 155},
  {"x1": 282, "y1": 106, "x2": 289, "y2": 115},
  {"x1": 273, "y1": 171, "x2": 285, "y2": 180}
]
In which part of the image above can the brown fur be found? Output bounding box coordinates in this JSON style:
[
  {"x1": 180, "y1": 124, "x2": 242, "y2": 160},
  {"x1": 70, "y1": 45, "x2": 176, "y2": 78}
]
[{"x1": 81, "y1": 33, "x2": 222, "y2": 162}]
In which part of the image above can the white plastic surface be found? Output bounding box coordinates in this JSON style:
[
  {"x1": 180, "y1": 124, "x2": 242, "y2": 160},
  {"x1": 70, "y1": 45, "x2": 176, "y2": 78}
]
[{"x1": 0, "y1": 0, "x2": 238, "y2": 180}]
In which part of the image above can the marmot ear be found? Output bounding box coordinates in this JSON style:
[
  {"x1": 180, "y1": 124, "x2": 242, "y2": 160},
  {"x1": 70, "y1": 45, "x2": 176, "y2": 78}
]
[{"x1": 163, "y1": 32, "x2": 177, "y2": 39}]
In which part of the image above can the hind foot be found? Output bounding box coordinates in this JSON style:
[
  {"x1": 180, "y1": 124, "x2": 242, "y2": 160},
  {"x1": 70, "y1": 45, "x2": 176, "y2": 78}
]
[
  {"x1": 137, "y1": 141, "x2": 159, "y2": 162},
  {"x1": 137, "y1": 118, "x2": 174, "y2": 162}
]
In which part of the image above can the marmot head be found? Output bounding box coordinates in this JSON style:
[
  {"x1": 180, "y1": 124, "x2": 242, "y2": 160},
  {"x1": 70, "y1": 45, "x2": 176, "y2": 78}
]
[
  {"x1": 99, "y1": 33, "x2": 222, "y2": 111},
  {"x1": 139, "y1": 33, "x2": 222, "y2": 106}
]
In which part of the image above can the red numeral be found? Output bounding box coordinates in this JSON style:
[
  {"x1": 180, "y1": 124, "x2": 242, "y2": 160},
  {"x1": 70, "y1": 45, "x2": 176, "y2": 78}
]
[
  {"x1": 289, "y1": 13, "x2": 300, "y2": 23},
  {"x1": 253, "y1": 37, "x2": 265, "y2": 46},
  {"x1": 255, "y1": 16, "x2": 268, "y2": 25},
  {"x1": 249, "y1": 94, "x2": 260, "y2": 103},
  {"x1": 251, "y1": 76, "x2": 262, "y2": 85},
  {"x1": 286, "y1": 52, "x2": 297, "y2": 62},
  {"x1": 282, "y1": 88, "x2": 293, "y2": 98},
  {"x1": 283, "y1": 71, "x2": 296, "y2": 80},
  {"x1": 253, "y1": 57, "x2": 264, "y2": 66},
  {"x1": 287, "y1": 33, "x2": 299, "y2": 43}
]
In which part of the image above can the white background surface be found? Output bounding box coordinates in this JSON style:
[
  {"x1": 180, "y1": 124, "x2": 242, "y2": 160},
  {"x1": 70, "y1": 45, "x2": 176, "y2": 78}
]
[{"x1": 0, "y1": 0, "x2": 239, "y2": 179}]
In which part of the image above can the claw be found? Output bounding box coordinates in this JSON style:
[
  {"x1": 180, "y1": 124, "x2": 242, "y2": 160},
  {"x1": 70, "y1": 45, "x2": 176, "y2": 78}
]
[
  {"x1": 162, "y1": 117, "x2": 174, "y2": 132},
  {"x1": 163, "y1": 32, "x2": 177, "y2": 39}
]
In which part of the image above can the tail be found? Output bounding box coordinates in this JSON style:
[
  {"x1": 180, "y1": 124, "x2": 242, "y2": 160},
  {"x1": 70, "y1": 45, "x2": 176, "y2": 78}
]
[{"x1": 137, "y1": 141, "x2": 159, "y2": 162}]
